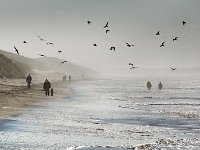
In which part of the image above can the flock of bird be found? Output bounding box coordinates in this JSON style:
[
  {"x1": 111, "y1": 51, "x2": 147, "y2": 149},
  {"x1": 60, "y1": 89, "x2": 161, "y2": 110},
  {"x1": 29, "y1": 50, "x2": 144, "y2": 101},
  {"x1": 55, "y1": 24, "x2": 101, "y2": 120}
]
[
  {"x1": 13, "y1": 20, "x2": 186, "y2": 71},
  {"x1": 13, "y1": 35, "x2": 68, "y2": 65},
  {"x1": 88, "y1": 20, "x2": 187, "y2": 71}
]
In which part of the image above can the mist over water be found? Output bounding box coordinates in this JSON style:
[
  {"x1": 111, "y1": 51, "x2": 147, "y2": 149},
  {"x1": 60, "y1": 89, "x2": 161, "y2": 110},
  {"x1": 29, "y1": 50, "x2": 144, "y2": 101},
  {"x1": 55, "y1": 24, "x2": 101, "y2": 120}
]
[
  {"x1": 0, "y1": 0, "x2": 200, "y2": 149},
  {"x1": 0, "y1": 75, "x2": 200, "y2": 149},
  {"x1": 0, "y1": 0, "x2": 200, "y2": 76}
]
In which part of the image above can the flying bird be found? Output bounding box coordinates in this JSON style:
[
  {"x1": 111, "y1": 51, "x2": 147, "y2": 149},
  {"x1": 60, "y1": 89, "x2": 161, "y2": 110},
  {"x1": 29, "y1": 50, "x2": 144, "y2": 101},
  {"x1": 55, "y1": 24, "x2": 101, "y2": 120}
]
[
  {"x1": 160, "y1": 42, "x2": 165, "y2": 47},
  {"x1": 87, "y1": 21, "x2": 91, "y2": 24},
  {"x1": 126, "y1": 43, "x2": 134, "y2": 47},
  {"x1": 110, "y1": 46, "x2": 115, "y2": 51},
  {"x1": 182, "y1": 21, "x2": 186, "y2": 26},
  {"x1": 103, "y1": 22, "x2": 109, "y2": 28},
  {"x1": 14, "y1": 46, "x2": 19, "y2": 55},
  {"x1": 93, "y1": 43, "x2": 98, "y2": 46},
  {"x1": 106, "y1": 30, "x2": 110, "y2": 34},
  {"x1": 38, "y1": 54, "x2": 45, "y2": 57},
  {"x1": 170, "y1": 67, "x2": 177, "y2": 71},
  {"x1": 128, "y1": 63, "x2": 138, "y2": 69},
  {"x1": 23, "y1": 41, "x2": 27, "y2": 43},
  {"x1": 173, "y1": 37, "x2": 179, "y2": 41},
  {"x1": 60, "y1": 60, "x2": 68, "y2": 65},
  {"x1": 38, "y1": 35, "x2": 45, "y2": 41},
  {"x1": 58, "y1": 50, "x2": 62, "y2": 53},
  {"x1": 46, "y1": 42, "x2": 54, "y2": 46},
  {"x1": 129, "y1": 63, "x2": 133, "y2": 66},
  {"x1": 130, "y1": 66, "x2": 138, "y2": 69},
  {"x1": 156, "y1": 31, "x2": 160, "y2": 35}
]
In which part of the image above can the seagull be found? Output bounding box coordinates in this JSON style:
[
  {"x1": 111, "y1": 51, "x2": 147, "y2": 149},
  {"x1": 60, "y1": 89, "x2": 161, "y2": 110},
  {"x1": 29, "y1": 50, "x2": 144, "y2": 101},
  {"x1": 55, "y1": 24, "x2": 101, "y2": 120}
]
[
  {"x1": 46, "y1": 42, "x2": 54, "y2": 46},
  {"x1": 182, "y1": 21, "x2": 186, "y2": 26},
  {"x1": 23, "y1": 41, "x2": 27, "y2": 43},
  {"x1": 170, "y1": 67, "x2": 177, "y2": 71},
  {"x1": 110, "y1": 46, "x2": 115, "y2": 51},
  {"x1": 160, "y1": 42, "x2": 165, "y2": 47},
  {"x1": 58, "y1": 50, "x2": 62, "y2": 53},
  {"x1": 173, "y1": 37, "x2": 179, "y2": 41},
  {"x1": 130, "y1": 66, "x2": 138, "y2": 69},
  {"x1": 93, "y1": 43, "x2": 98, "y2": 46},
  {"x1": 129, "y1": 63, "x2": 133, "y2": 66},
  {"x1": 87, "y1": 21, "x2": 91, "y2": 24},
  {"x1": 60, "y1": 60, "x2": 68, "y2": 65},
  {"x1": 126, "y1": 43, "x2": 134, "y2": 47},
  {"x1": 38, "y1": 54, "x2": 45, "y2": 57},
  {"x1": 14, "y1": 46, "x2": 19, "y2": 55},
  {"x1": 103, "y1": 22, "x2": 109, "y2": 28},
  {"x1": 38, "y1": 35, "x2": 45, "y2": 41},
  {"x1": 156, "y1": 31, "x2": 160, "y2": 35},
  {"x1": 106, "y1": 30, "x2": 110, "y2": 34},
  {"x1": 128, "y1": 63, "x2": 138, "y2": 69}
]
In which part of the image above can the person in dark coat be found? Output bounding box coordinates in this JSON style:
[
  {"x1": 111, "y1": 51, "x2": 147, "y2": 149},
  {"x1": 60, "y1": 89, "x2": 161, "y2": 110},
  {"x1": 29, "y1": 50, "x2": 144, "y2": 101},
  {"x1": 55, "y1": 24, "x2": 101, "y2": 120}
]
[
  {"x1": 158, "y1": 82, "x2": 163, "y2": 90},
  {"x1": 26, "y1": 74, "x2": 32, "y2": 89},
  {"x1": 43, "y1": 79, "x2": 51, "y2": 96},
  {"x1": 147, "y1": 81, "x2": 152, "y2": 90}
]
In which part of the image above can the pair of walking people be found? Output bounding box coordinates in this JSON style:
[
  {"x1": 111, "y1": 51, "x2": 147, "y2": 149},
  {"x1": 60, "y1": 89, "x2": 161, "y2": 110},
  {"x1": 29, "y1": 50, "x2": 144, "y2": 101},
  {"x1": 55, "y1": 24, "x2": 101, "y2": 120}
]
[
  {"x1": 26, "y1": 74, "x2": 53, "y2": 96},
  {"x1": 147, "y1": 81, "x2": 163, "y2": 90}
]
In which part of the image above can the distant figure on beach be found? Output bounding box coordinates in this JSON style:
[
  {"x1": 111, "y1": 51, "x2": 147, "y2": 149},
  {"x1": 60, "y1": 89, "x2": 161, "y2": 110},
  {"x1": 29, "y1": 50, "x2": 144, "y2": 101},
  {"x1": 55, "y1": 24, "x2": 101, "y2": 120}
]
[
  {"x1": 158, "y1": 82, "x2": 163, "y2": 90},
  {"x1": 63, "y1": 75, "x2": 66, "y2": 81},
  {"x1": 50, "y1": 88, "x2": 54, "y2": 96},
  {"x1": 147, "y1": 81, "x2": 152, "y2": 90},
  {"x1": 69, "y1": 75, "x2": 71, "y2": 82},
  {"x1": 26, "y1": 74, "x2": 32, "y2": 89},
  {"x1": 43, "y1": 79, "x2": 51, "y2": 96}
]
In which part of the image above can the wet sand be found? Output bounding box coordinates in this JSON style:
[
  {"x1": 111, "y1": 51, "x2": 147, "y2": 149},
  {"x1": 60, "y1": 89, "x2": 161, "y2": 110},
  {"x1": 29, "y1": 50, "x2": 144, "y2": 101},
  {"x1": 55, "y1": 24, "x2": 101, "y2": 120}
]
[
  {"x1": 0, "y1": 77, "x2": 200, "y2": 149},
  {"x1": 0, "y1": 79, "x2": 69, "y2": 120}
]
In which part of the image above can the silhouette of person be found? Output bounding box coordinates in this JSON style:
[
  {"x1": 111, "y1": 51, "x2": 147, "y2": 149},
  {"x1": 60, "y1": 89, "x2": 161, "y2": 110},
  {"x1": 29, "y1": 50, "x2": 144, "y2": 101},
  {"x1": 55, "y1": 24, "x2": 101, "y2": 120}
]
[
  {"x1": 50, "y1": 88, "x2": 54, "y2": 96},
  {"x1": 158, "y1": 82, "x2": 163, "y2": 90},
  {"x1": 43, "y1": 79, "x2": 51, "y2": 96},
  {"x1": 26, "y1": 74, "x2": 32, "y2": 89},
  {"x1": 147, "y1": 81, "x2": 152, "y2": 90},
  {"x1": 63, "y1": 75, "x2": 66, "y2": 81},
  {"x1": 69, "y1": 75, "x2": 71, "y2": 82}
]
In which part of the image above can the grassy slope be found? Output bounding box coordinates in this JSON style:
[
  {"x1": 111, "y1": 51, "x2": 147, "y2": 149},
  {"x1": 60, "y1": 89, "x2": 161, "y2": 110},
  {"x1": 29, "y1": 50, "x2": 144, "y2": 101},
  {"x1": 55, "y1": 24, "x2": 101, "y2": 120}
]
[
  {"x1": 0, "y1": 49, "x2": 98, "y2": 79},
  {"x1": 0, "y1": 54, "x2": 29, "y2": 78}
]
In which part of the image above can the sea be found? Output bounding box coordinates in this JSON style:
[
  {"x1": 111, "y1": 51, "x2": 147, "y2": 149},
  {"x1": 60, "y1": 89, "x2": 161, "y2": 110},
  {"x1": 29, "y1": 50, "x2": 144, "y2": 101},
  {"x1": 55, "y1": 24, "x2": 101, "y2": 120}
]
[{"x1": 0, "y1": 76, "x2": 200, "y2": 150}]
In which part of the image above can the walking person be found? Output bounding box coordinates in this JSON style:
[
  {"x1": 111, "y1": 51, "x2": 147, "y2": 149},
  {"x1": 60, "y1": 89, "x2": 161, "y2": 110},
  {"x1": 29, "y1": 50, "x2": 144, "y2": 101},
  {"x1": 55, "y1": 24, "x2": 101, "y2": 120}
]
[
  {"x1": 43, "y1": 79, "x2": 51, "y2": 96},
  {"x1": 158, "y1": 82, "x2": 163, "y2": 90},
  {"x1": 69, "y1": 75, "x2": 71, "y2": 82},
  {"x1": 147, "y1": 81, "x2": 152, "y2": 90},
  {"x1": 26, "y1": 74, "x2": 32, "y2": 89},
  {"x1": 63, "y1": 75, "x2": 66, "y2": 81}
]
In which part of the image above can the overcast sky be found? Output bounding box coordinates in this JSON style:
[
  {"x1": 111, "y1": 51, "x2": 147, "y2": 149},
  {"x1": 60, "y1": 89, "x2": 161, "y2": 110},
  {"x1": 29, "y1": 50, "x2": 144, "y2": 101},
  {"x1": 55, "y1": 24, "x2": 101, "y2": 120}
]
[{"x1": 0, "y1": 0, "x2": 200, "y2": 75}]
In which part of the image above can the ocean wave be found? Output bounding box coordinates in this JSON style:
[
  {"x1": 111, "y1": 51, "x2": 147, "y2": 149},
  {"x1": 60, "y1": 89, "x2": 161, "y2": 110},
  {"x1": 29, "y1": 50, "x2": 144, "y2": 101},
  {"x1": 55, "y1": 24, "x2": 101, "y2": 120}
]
[
  {"x1": 148, "y1": 103, "x2": 200, "y2": 106},
  {"x1": 170, "y1": 97, "x2": 200, "y2": 100},
  {"x1": 136, "y1": 138, "x2": 200, "y2": 150},
  {"x1": 68, "y1": 145, "x2": 135, "y2": 150}
]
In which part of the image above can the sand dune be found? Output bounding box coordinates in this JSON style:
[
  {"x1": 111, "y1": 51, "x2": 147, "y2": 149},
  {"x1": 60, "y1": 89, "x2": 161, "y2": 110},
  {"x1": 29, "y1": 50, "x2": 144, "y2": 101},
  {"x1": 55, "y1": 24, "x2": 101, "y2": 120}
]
[
  {"x1": 0, "y1": 49, "x2": 97, "y2": 80},
  {"x1": 0, "y1": 54, "x2": 30, "y2": 79}
]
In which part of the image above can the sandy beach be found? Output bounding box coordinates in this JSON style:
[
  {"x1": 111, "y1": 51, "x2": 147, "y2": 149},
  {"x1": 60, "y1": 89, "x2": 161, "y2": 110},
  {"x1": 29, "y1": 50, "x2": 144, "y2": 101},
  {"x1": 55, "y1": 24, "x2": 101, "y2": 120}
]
[
  {"x1": 0, "y1": 76, "x2": 200, "y2": 149},
  {"x1": 0, "y1": 79, "x2": 70, "y2": 120}
]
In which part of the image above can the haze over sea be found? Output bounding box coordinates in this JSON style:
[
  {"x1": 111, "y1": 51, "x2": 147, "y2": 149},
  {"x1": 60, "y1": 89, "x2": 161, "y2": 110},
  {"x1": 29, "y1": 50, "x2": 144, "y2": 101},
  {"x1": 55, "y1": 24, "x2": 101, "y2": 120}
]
[
  {"x1": 0, "y1": 74, "x2": 200, "y2": 149},
  {"x1": 0, "y1": 0, "x2": 200, "y2": 149}
]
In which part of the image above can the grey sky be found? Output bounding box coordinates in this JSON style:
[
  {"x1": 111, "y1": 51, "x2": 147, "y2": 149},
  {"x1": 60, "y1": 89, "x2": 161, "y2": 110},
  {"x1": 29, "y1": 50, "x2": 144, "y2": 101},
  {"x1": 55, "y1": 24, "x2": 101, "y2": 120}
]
[{"x1": 0, "y1": 0, "x2": 200, "y2": 75}]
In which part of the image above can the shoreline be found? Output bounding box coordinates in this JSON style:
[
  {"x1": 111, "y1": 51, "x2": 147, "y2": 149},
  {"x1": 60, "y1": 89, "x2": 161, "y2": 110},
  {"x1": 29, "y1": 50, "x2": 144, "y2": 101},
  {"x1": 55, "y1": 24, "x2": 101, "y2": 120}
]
[{"x1": 0, "y1": 79, "x2": 71, "y2": 120}]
